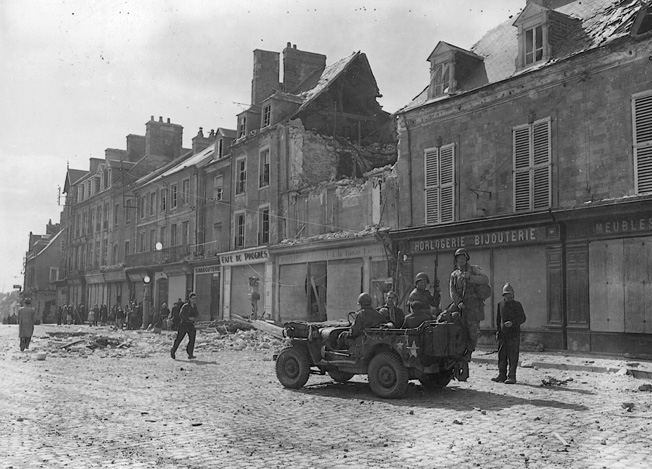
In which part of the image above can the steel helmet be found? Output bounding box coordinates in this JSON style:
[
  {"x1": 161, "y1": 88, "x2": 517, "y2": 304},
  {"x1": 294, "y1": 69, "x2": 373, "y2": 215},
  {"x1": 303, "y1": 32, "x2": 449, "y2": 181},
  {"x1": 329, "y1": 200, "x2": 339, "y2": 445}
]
[
  {"x1": 415, "y1": 272, "x2": 430, "y2": 284},
  {"x1": 357, "y1": 292, "x2": 373, "y2": 306},
  {"x1": 454, "y1": 248, "x2": 470, "y2": 260},
  {"x1": 502, "y1": 283, "x2": 515, "y2": 295}
]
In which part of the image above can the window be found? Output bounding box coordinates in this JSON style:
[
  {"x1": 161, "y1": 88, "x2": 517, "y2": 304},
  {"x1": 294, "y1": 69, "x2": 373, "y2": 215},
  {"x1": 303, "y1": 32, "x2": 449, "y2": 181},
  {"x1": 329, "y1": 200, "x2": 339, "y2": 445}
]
[
  {"x1": 124, "y1": 240, "x2": 130, "y2": 257},
  {"x1": 102, "y1": 238, "x2": 108, "y2": 265},
  {"x1": 525, "y1": 25, "x2": 544, "y2": 66},
  {"x1": 424, "y1": 143, "x2": 455, "y2": 224},
  {"x1": 182, "y1": 179, "x2": 190, "y2": 205},
  {"x1": 159, "y1": 227, "x2": 166, "y2": 248},
  {"x1": 89, "y1": 244, "x2": 94, "y2": 268},
  {"x1": 259, "y1": 206, "x2": 270, "y2": 244},
  {"x1": 633, "y1": 91, "x2": 652, "y2": 194},
  {"x1": 138, "y1": 196, "x2": 145, "y2": 218},
  {"x1": 235, "y1": 212, "x2": 245, "y2": 248},
  {"x1": 149, "y1": 229, "x2": 156, "y2": 251},
  {"x1": 238, "y1": 116, "x2": 247, "y2": 138},
  {"x1": 114, "y1": 204, "x2": 119, "y2": 227},
  {"x1": 104, "y1": 204, "x2": 109, "y2": 229},
  {"x1": 49, "y1": 267, "x2": 59, "y2": 282},
  {"x1": 171, "y1": 184, "x2": 178, "y2": 208},
  {"x1": 94, "y1": 177, "x2": 101, "y2": 194},
  {"x1": 171, "y1": 224, "x2": 177, "y2": 246},
  {"x1": 214, "y1": 175, "x2": 224, "y2": 201},
  {"x1": 236, "y1": 158, "x2": 247, "y2": 194},
  {"x1": 182, "y1": 221, "x2": 189, "y2": 245},
  {"x1": 105, "y1": 168, "x2": 111, "y2": 189},
  {"x1": 82, "y1": 211, "x2": 87, "y2": 236},
  {"x1": 217, "y1": 138, "x2": 224, "y2": 157},
  {"x1": 138, "y1": 232, "x2": 145, "y2": 253},
  {"x1": 95, "y1": 240, "x2": 100, "y2": 267},
  {"x1": 149, "y1": 191, "x2": 156, "y2": 216},
  {"x1": 262, "y1": 105, "x2": 271, "y2": 127},
  {"x1": 125, "y1": 199, "x2": 132, "y2": 225},
  {"x1": 432, "y1": 62, "x2": 452, "y2": 97},
  {"x1": 513, "y1": 117, "x2": 551, "y2": 212},
  {"x1": 112, "y1": 243, "x2": 118, "y2": 264},
  {"x1": 259, "y1": 149, "x2": 270, "y2": 188},
  {"x1": 161, "y1": 189, "x2": 167, "y2": 211}
]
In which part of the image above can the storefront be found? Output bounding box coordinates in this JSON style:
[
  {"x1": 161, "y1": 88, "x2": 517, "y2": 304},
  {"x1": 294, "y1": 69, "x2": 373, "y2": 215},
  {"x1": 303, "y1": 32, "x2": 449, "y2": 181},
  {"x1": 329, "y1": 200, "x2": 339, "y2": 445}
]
[
  {"x1": 193, "y1": 263, "x2": 221, "y2": 321},
  {"x1": 391, "y1": 213, "x2": 562, "y2": 349},
  {"x1": 85, "y1": 273, "x2": 106, "y2": 309},
  {"x1": 219, "y1": 247, "x2": 271, "y2": 320},
  {"x1": 272, "y1": 236, "x2": 391, "y2": 324},
  {"x1": 560, "y1": 201, "x2": 652, "y2": 354}
]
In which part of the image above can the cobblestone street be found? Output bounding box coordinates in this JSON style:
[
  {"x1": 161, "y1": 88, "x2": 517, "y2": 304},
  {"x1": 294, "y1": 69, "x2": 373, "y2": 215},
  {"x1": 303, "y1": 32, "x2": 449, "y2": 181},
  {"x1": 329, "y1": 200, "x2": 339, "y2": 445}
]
[{"x1": 1, "y1": 324, "x2": 651, "y2": 469}]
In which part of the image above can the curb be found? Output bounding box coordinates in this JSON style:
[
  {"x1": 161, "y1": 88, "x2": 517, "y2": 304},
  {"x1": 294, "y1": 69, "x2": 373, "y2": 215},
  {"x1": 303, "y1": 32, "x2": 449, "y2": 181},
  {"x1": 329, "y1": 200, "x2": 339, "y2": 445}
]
[{"x1": 471, "y1": 356, "x2": 652, "y2": 381}]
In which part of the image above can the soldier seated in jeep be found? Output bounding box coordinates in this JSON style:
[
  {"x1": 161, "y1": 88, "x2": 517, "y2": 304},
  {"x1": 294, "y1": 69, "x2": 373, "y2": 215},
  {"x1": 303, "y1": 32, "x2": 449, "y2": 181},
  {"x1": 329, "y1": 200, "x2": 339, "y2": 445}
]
[
  {"x1": 337, "y1": 292, "x2": 387, "y2": 347},
  {"x1": 401, "y1": 301, "x2": 434, "y2": 328}
]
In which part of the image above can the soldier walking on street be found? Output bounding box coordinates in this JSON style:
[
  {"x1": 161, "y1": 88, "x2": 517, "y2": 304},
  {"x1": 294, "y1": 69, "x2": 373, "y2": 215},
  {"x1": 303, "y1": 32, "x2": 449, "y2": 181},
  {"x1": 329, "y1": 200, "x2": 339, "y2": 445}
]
[
  {"x1": 171, "y1": 293, "x2": 199, "y2": 360},
  {"x1": 449, "y1": 248, "x2": 491, "y2": 360},
  {"x1": 492, "y1": 283, "x2": 526, "y2": 384}
]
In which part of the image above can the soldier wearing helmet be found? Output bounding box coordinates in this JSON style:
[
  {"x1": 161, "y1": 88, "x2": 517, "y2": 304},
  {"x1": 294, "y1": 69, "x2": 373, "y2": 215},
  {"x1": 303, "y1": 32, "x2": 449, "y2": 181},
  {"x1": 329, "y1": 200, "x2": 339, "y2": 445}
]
[
  {"x1": 408, "y1": 272, "x2": 441, "y2": 315},
  {"x1": 492, "y1": 283, "x2": 526, "y2": 384},
  {"x1": 450, "y1": 248, "x2": 491, "y2": 360},
  {"x1": 339, "y1": 292, "x2": 387, "y2": 345}
]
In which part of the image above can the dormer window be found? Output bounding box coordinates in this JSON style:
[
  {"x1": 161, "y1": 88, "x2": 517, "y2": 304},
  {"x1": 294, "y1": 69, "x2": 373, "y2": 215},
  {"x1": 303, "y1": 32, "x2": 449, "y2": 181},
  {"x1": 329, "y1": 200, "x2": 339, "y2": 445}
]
[
  {"x1": 238, "y1": 117, "x2": 247, "y2": 138},
  {"x1": 432, "y1": 62, "x2": 452, "y2": 96},
  {"x1": 525, "y1": 25, "x2": 544, "y2": 66},
  {"x1": 262, "y1": 104, "x2": 271, "y2": 128},
  {"x1": 427, "y1": 42, "x2": 484, "y2": 100}
]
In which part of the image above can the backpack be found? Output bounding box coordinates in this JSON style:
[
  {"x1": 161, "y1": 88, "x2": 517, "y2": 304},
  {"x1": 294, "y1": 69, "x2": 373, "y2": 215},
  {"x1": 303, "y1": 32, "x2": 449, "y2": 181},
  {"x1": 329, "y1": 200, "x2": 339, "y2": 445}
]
[{"x1": 475, "y1": 283, "x2": 492, "y2": 300}]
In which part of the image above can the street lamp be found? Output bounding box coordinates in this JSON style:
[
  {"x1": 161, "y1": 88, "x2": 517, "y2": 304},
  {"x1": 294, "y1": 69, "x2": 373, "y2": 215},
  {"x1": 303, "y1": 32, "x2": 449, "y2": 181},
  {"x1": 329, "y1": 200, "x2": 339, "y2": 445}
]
[{"x1": 142, "y1": 275, "x2": 151, "y2": 329}]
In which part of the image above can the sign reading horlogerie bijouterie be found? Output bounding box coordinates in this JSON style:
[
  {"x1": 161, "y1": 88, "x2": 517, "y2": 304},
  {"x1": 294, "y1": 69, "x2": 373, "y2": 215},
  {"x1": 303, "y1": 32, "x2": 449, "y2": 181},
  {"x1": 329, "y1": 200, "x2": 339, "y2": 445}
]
[{"x1": 412, "y1": 225, "x2": 559, "y2": 253}]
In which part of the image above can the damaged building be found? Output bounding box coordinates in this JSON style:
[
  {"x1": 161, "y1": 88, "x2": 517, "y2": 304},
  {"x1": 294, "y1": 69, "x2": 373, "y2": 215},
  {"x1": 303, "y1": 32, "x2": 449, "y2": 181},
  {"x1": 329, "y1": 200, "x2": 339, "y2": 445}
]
[{"x1": 208, "y1": 44, "x2": 398, "y2": 323}]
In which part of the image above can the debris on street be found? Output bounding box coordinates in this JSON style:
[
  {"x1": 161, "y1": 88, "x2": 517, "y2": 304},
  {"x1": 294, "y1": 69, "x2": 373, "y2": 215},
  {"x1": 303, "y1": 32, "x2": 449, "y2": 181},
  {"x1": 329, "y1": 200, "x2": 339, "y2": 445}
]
[{"x1": 541, "y1": 376, "x2": 573, "y2": 387}]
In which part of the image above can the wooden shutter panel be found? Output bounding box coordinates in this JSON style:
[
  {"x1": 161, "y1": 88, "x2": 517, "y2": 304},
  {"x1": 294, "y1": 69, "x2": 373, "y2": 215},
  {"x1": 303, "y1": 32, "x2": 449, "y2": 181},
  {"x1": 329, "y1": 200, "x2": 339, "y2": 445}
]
[
  {"x1": 425, "y1": 148, "x2": 439, "y2": 224},
  {"x1": 634, "y1": 93, "x2": 652, "y2": 193},
  {"x1": 440, "y1": 144, "x2": 455, "y2": 222},
  {"x1": 533, "y1": 119, "x2": 551, "y2": 208},
  {"x1": 513, "y1": 126, "x2": 531, "y2": 212}
]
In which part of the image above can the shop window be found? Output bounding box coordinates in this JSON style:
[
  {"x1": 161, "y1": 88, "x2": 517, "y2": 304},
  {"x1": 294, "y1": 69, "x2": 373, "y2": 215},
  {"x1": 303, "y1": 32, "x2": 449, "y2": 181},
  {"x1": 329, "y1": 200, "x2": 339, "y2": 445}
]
[
  {"x1": 259, "y1": 149, "x2": 270, "y2": 188},
  {"x1": 513, "y1": 117, "x2": 551, "y2": 212},
  {"x1": 424, "y1": 143, "x2": 455, "y2": 224},
  {"x1": 236, "y1": 157, "x2": 247, "y2": 194},
  {"x1": 259, "y1": 206, "x2": 270, "y2": 244},
  {"x1": 235, "y1": 212, "x2": 245, "y2": 248},
  {"x1": 633, "y1": 91, "x2": 652, "y2": 194}
]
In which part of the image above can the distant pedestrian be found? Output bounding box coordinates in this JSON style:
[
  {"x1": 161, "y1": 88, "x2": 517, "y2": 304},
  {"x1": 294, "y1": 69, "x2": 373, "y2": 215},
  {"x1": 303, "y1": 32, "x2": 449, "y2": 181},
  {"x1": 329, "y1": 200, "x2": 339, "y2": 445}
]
[
  {"x1": 158, "y1": 303, "x2": 169, "y2": 330},
  {"x1": 66, "y1": 305, "x2": 73, "y2": 325},
  {"x1": 116, "y1": 305, "x2": 125, "y2": 330},
  {"x1": 171, "y1": 293, "x2": 199, "y2": 360},
  {"x1": 18, "y1": 298, "x2": 37, "y2": 351},
  {"x1": 491, "y1": 283, "x2": 526, "y2": 384}
]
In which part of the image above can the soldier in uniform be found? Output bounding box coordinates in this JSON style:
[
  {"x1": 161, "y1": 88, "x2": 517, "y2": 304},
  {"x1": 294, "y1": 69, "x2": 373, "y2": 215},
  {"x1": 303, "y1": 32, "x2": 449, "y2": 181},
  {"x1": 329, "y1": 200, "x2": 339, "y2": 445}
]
[
  {"x1": 338, "y1": 293, "x2": 386, "y2": 347},
  {"x1": 492, "y1": 283, "x2": 526, "y2": 384},
  {"x1": 449, "y1": 248, "x2": 490, "y2": 360},
  {"x1": 408, "y1": 272, "x2": 440, "y2": 315},
  {"x1": 378, "y1": 290, "x2": 405, "y2": 328}
]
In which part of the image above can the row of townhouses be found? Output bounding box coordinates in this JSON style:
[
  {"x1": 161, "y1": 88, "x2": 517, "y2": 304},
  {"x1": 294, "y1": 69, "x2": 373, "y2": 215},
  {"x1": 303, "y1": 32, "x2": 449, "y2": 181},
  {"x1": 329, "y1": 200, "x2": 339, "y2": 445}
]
[{"x1": 24, "y1": 0, "x2": 652, "y2": 355}]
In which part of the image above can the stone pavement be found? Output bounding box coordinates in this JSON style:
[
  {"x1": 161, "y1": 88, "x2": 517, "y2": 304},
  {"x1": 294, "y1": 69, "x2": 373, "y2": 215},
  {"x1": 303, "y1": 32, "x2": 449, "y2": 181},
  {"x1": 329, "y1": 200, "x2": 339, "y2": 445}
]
[{"x1": 1, "y1": 324, "x2": 651, "y2": 469}]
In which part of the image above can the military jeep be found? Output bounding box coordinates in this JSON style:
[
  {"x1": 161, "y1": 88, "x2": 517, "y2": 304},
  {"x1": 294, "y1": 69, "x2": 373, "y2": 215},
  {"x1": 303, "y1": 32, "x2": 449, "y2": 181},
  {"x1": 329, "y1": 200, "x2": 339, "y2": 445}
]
[{"x1": 275, "y1": 312, "x2": 469, "y2": 399}]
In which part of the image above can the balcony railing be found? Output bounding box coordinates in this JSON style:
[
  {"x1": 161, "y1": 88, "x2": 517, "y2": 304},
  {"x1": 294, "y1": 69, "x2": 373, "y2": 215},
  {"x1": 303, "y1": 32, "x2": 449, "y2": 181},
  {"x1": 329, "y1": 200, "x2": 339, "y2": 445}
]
[{"x1": 126, "y1": 245, "x2": 191, "y2": 267}]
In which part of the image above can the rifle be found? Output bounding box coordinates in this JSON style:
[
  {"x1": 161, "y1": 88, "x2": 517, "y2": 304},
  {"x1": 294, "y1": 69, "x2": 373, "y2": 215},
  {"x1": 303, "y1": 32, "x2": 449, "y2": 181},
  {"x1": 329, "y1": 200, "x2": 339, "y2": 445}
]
[{"x1": 433, "y1": 249, "x2": 441, "y2": 309}]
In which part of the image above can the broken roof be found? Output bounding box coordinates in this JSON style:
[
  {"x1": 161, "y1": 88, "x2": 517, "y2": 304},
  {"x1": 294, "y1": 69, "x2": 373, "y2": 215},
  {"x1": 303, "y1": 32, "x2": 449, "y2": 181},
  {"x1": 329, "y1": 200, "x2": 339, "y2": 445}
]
[{"x1": 403, "y1": 0, "x2": 646, "y2": 112}]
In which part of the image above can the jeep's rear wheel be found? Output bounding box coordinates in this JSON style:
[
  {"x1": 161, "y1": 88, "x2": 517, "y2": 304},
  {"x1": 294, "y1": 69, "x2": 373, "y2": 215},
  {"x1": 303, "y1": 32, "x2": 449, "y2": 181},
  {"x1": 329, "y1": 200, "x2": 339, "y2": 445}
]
[
  {"x1": 419, "y1": 371, "x2": 452, "y2": 389},
  {"x1": 328, "y1": 369, "x2": 355, "y2": 383},
  {"x1": 368, "y1": 351, "x2": 408, "y2": 399},
  {"x1": 276, "y1": 346, "x2": 310, "y2": 389}
]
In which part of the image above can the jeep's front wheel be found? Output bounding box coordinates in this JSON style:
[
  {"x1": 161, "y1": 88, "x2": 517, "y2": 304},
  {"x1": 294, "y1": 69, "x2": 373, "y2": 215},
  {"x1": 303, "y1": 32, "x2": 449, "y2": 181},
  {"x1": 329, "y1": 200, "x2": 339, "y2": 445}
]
[
  {"x1": 419, "y1": 371, "x2": 452, "y2": 389},
  {"x1": 328, "y1": 369, "x2": 355, "y2": 383},
  {"x1": 368, "y1": 351, "x2": 408, "y2": 398},
  {"x1": 276, "y1": 346, "x2": 310, "y2": 389}
]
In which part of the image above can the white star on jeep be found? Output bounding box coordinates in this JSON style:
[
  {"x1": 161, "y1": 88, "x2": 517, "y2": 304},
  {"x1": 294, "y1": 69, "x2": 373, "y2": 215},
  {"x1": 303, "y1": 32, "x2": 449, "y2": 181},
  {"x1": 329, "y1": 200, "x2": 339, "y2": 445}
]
[
  {"x1": 395, "y1": 340, "x2": 405, "y2": 350},
  {"x1": 407, "y1": 341, "x2": 418, "y2": 357}
]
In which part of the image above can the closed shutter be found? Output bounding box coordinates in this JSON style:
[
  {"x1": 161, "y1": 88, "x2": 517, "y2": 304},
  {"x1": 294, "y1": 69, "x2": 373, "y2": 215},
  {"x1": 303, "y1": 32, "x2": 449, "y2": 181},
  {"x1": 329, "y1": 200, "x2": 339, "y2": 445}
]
[
  {"x1": 424, "y1": 144, "x2": 455, "y2": 224},
  {"x1": 633, "y1": 92, "x2": 652, "y2": 193},
  {"x1": 513, "y1": 118, "x2": 551, "y2": 212}
]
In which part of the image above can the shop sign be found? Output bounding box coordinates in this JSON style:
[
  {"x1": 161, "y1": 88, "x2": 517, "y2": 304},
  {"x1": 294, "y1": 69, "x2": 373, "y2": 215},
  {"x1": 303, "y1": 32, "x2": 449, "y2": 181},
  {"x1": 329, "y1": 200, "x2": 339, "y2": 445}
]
[
  {"x1": 592, "y1": 216, "x2": 652, "y2": 238},
  {"x1": 278, "y1": 244, "x2": 385, "y2": 264},
  {"x1": 195, "y1": 265, "x2": 221, "y2": 274},
  {"x1": 220, "y1": 248, "x2": 269, "y2": 266},
  {"x1": 412, "y1": 226, "x2": 556, "y2": 253}
]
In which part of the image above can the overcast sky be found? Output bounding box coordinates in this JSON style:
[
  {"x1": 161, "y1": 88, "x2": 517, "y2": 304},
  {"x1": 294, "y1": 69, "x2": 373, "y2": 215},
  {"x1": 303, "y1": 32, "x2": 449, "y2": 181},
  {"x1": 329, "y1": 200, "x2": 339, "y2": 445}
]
[{"x1": 0, "y1": 0, "x2": 524, "y2": 293}]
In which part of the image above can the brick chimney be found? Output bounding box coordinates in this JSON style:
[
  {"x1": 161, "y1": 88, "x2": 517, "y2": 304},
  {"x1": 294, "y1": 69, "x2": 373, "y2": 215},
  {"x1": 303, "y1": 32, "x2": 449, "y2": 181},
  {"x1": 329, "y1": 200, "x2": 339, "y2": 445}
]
[
  {"x1": 192, "y1": 127, "x2": 214, "y2": 154},
  {"x1": 145, "y1": 116, "x2": 184, "y2": 160},
  {"x1": 252, "y1": 50, "x2": 280, "y2": 106},
  {"x1": 282, "y1": 43, "x2": 326, "y2": 94},
  {"x1": 126, "y1": 134, "x2": 146, "y2": 162}
]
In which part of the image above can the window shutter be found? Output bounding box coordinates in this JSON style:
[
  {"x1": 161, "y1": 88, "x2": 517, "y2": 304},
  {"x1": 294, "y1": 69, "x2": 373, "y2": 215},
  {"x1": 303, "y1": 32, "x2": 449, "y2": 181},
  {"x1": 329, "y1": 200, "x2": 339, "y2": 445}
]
[
  {"x1": 440, "y1": 144, "x2": 455, "y2": 222},
  {"x1": 634, "y1": 93, "x2": 652, "y2": 193},
  {"x1": 514, "y1": 125, "x2": 531, "y2": 212},
  {"x1": 533, "y1": 119, "x2": 551, "y2": 209},
  {"x1": 424, "y1": 148, "x2": 439, "y2": 224}
]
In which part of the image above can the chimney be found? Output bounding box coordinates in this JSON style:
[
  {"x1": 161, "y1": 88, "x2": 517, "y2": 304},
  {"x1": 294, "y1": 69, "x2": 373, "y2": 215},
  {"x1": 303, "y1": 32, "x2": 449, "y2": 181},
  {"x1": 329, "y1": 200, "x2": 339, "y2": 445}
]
[
  {"x1": 145, "y1": 117, "x2": 184, "y2": 160},
  {"x1": 251, "y1": 49, "x2": 281, "y2": 106},
  {"x1": 126, "y1": 134, "x2": 146, "y2": 162},
  {"x1": 192, "y1": 127, "x2": 214, "y2": 154},
  {"x1": 282, "y1": 44, "x2": 326, "y2": 94}
]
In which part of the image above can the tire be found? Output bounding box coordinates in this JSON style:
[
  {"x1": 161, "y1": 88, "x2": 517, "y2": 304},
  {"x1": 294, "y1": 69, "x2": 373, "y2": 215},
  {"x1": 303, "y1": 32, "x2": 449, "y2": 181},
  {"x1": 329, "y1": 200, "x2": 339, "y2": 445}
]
[
  {"x1": 419, "y1": 371, "x2": 452, "y2": 389},
  {"x1": 368, "y1": 351, "x2": 408, "y2": 399},
  {"x1": 276, "y1": 346, "x2": 310, "y2": 389},
  {"x1": 328, "y1": 369, "x2": 355, "y2": 383}
]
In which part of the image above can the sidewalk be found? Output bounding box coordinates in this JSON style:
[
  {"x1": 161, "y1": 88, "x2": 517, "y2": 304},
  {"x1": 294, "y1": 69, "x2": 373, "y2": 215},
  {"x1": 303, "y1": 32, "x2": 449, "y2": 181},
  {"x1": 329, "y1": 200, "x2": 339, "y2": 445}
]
[{"x1": 473, "y1": 346, "x2": 652, "y2": 380}]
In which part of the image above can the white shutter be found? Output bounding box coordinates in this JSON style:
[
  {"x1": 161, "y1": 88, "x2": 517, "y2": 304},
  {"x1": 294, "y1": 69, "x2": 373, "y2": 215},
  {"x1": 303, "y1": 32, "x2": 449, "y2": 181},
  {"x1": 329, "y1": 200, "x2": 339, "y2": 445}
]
[
  {"x1": 440, "y1": 144, "x2": 455, "y2": 223},
  {"x1": 533, "y1": 119, "x2": 551, "y2": 209},
  {"x1": 513, "y1": 125, "x2": 531, "y2": 212},
  {"x1": 424, "y1": 148, "x2": 439, "y2": 224},
  {"x1": 634, "y1": 93, "x2": 652, "y2": 193}
]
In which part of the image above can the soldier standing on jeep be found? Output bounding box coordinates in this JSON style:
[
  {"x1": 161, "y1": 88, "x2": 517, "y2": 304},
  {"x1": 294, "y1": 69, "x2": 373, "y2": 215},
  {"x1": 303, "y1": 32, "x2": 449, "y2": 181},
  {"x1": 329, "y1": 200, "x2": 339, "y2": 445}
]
[{"x1": 449, "y1": 248, "x2": 491, "y2": 360}]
